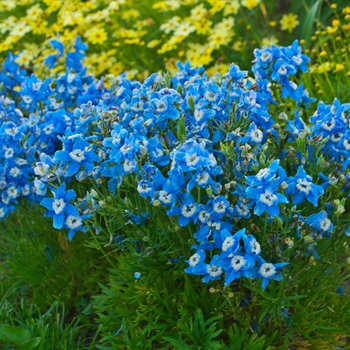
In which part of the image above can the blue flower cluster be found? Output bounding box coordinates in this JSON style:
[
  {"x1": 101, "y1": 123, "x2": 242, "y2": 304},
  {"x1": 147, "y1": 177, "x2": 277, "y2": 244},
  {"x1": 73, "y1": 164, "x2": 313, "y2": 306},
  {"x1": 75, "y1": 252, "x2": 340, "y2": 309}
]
[{"x1": 0, "y1": 38, "x2": 349, "y2": 290}]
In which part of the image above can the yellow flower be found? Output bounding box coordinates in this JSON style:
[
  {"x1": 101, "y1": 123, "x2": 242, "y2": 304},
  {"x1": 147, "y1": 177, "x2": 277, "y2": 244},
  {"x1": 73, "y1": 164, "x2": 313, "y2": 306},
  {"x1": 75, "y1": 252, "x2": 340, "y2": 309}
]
[
  {"x1": 269, "y1": 21, "x2": 277, "y2": 27},
  {"x1": 261, "y1": 36, "x2": 278, "y2": 47},
  {"x1": 319, "y1": 50, "x2": 327, "y2": 57},
  {"x1": 30, "y1": 20, "x2": 48, "y2": 35},
  {"x1": 206, "y1": 62, "x2": 230, "y2": 76},
  {"x1": 15, "y1": 50, "x2": 35, "y2": 66},
  {"x1": 317, "y1": 62, "x2": 331, "y2": 73},
  {"x1": 0, "y1": 16, "x2": 17, "y2": 34},
  {"x1": 215, "y1": 17, "x2": 235, "y2": 31},
  {"x1": 153, "y1": 0, "x2": 180, "y2": 11},
  {"x1": 335, "y1": 63, "x2": 344, "y2": 72},
  {"x1": 26, "y1": 4, "x2": 43, "y2": 19},
  {"x1": 160, "y1": 16, "x2": 181, "y2": 34},
  {"x1": 190, "y1": 4, "x2": 207, "y2": 20},
  {"x1": 0, "y1": 0, "x2": 16, "y2": 11},
  {"x1": 326, "y1": 26, "x2": 337, "y2": 34},
  {"x1": 10, "y1": 22, "x2": 31, "y2": 37},
  {"x1": 343, "y1": 6, "x2": 350, "y2": 14},
  {"x1": 209, "y1": 0, "x2": 226, "y2": 15},
  {"x1": 44, "y1": 0, "x2": 61, "y2": 14},
  {"x1": 173, "y1": 22, "x2": 196, "y2": 37},
  {"x1": 147, "y1": 39, "x2": 161, "y2": 48},
  {"x1": 84, "y1": 27, "x2": 108, "y2": 45},
  {"x1": 241, "y1": 0, "x2": 260, "y2": 10},
  {"x1": 280, "y1": 13, "x2": 299, "y2": 33},
  {"x1": 194, "y1": 20, "x2": 212, "y2": 35},
  {"x1": 208, "y1": 31, "x2": 231, "y2": 49},
  {"x1": 186, "y1": 44, "x2": 213, "y2": 66},
  {"x1": 332, "y1": 19, "x2": 340, "y2": 27},
  {"x1": 126, "y1": 69, "x2": 139, "y2": 80},
  {"x1": 232, "y1": 40, "x2": 244, "y2": 51},
  {"x1": 61, "y1": 11, "x2": 84, "y2": 27},
  {"x1": 223, "y1": 1, "x2": 240, "y2": 16}
]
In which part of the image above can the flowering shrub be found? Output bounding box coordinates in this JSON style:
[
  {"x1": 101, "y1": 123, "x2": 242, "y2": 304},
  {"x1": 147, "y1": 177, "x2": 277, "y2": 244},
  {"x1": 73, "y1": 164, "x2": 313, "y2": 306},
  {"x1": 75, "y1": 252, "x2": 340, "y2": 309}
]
[
  {"x1": 1, "y1": 36, "x2": 350, "y2": 347},
  {"x1": 0, "y1": 0, "x2": 303, "y2": 78}
]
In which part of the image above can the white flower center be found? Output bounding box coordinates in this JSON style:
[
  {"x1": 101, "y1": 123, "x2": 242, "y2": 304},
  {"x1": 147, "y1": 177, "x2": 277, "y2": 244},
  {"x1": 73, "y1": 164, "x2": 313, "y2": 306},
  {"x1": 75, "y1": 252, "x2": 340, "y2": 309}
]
[
  {"x1": 278, "y1": 65, "x2": 287, "y2": 75},
  {"x1": 251, "y1": 129, "x2": 263, "y2": 143},
  {"x1": 123, "y1": 160, "x2": 136, "y2": 173},
  {"x1": 34, "y1": 162, "x2": 50, "y2": 176},
  {"x1": 236, "y1": 203, "x2": 249, "y2": 217},
  {"x1": 259, "y1": 190, "x2": 277, "y2": 206},
  {"x1": 321, "y1": 120, "x2": 335, "y2": 131},
  {"x1": 196, "y1": 171, "x2": 209, "y2": 185},
  {"x1": 259, "y1": 263, "x2": 276, "y2": 278},
  {"x1": 159, "y1": 190, "x2": 172, "y2": 204},
  {"x1": 194, "y1": 109, "x2": 204, "y2": 122},
  {"x1": 250, "y1": 240, "x2": 261, "y2": 254},
  {"x1": 205, "y1": 90, "x2": 217, "y2": 102},
  {"x1": 213, "y1": 201, "x2": 227, "y2": 214},
  {"x1": 198, "y1": 210, "x2": 210, "y2": 223},
  {"x1": 222, "y1": 237, "x2": 235, "y2": 251},
  {"x1": 231, "y1": 255, "x2": 247, "y2": 271},
  {"x1": 256, "y1": 168, "x2": 269, "y2": 180},
  {"x1": 9, "y1": 167, "x2": 21, "y2": 178},
  {"x1": 156, "y1": 100, "x2": 167, "y2": 112},
  {"x1": 66, "y1": 215, "x2": 82, "y2": 229},
  {"x1": 137, "y1": 183, "x2": 152, "y2": 194},
  {"x1": 207, "y1": 264, "x2": 223, "y2": 277},
  {"x1": 185, "y1": 153, "x2": 200, "y2": 167},
  {"x1": 69, "y1": 149, "x2": 85, "y2": 162},
  {"x1": 296, "y1": 178, "x2": 311, "y2": 194},
  {"x1": 320, "y1": 218, "x2": 331, "y2": 231},
  {"x1": 189, "y1": 253, "x2": 200, "y2": 267},
  {"x1": 181, "y1": 203, "x2": 196, "y2": 218},
  {"x1": 53, "y1": 198, "x2": 66, "y2": 214},
  {"x1": 4, "y1": 148, "x2": 14, "y2": 158}
]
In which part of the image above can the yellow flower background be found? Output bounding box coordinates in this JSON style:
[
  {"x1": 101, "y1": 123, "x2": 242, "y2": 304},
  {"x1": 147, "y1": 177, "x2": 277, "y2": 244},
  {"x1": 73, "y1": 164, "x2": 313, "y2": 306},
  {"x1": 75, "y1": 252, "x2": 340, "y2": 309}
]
[{"x1": 0, "y1": 0, "x2": 303, "y2": 79}]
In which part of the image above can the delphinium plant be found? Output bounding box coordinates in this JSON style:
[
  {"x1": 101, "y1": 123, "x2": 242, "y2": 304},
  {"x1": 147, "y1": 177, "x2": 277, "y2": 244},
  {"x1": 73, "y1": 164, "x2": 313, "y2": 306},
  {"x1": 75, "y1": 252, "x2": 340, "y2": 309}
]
[{"x1": 0, "y1": 36, "x2": 349, "y2": 348}]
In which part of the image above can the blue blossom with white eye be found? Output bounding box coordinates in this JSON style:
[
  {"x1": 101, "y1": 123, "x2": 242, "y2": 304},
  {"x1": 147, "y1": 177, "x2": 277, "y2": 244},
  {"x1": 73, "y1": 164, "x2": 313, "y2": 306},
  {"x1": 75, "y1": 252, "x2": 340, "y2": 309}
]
[
  {"x1": 246, "y1": 177, "x2": 288, "y2": 217},
  {"x1": 305, "y1": 210, "x2": 334, "y2": 233},
  {"x1": 222, "y1": 253, "x2": 256, "y2": 285},
  {"x1": 167, "y1": 193, "x2": 199, "y2": 227},
  {"x1": 246, "y1": 160, "x2": 281, "y2": 187},
  {"x1": 185, "y1": 250, "x2": 206, "y2": 275},
  {"x1": 64, "y1": 213, "x2": 92, "y2": 240},
  {"x1": 201, "y1": 255, "x2": 224, "y2": 283},
  {"x1": 40, "y1": 183, "x2": 79, "y2": 229},
  {"x1": 257, "y1": 256, "x2": 288, "y2": 290},
  {"x1": 55, "y1": 136, "x2": 100, "y2": 177},
  {"x1": 285, "y1": 166, "x2": 324, "y2": 206}
]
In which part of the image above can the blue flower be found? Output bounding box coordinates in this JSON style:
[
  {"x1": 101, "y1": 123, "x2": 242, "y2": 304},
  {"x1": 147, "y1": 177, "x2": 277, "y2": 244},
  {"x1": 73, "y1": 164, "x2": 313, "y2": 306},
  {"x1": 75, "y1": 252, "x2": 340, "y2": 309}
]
[
  {"x1": 257, "y1": 256, "x2": 288, "y2": 290},
  {"x1": 55, "y1": 136, "x2": 100, "y2": 177},
  {"x1": 305, "y1": 210, "x2": 334, "y2": 233},
  {"x1": 246, "y1": 178, "x2": 288, "y2": 217},
  {"x1": 167, "y1": 193, "x2": 199, "y2": 227},
  {"x1": 40, "y1": 183, "x2": 79, "y2": 229},
  {"x1": 285, "y1": 166, "x2": 324, "y2": 206}
]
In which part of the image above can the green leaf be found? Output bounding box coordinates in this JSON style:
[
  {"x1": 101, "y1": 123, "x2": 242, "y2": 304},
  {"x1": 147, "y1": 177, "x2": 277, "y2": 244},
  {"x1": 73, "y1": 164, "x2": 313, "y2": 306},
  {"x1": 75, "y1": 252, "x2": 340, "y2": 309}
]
[
  {"x1": 0, "y1": 324, "x2": 32, "y2": 345},
  {"x1": 177, "y1": 116, "x2": 187, "y2": 143},
  {"x1": 25, "y1": 337, "x2": 41, "y2": 348},
  {"x1": 162, "y1": 336, "x2": 199, "y2": 349},
  {"x1": 187, "y1": 97, "x2": 195, "y2": 112},
  {"x1": 302, "y1": 0, "x2": 322, "y2": 45}
]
